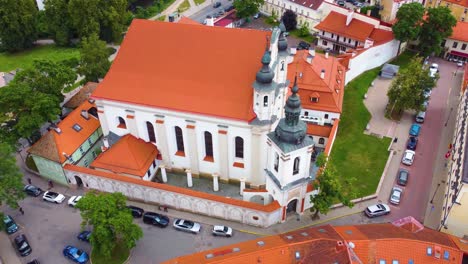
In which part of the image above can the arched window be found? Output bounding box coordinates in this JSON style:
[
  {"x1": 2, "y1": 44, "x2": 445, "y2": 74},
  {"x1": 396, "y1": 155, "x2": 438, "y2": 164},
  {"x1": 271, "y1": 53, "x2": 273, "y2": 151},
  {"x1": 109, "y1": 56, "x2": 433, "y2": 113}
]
[
  {"x1": 235, "y1": 137, "x2": 244, "y2": 158},
  {"x1": 304, "y1": 111, "x2": 309, "y2": 116},
  {"x1": 263, "y1": 95, "x2": 268, "y2": 107},
  {"x1": 175, "y1": 126, "x2": 184, "y2": 152},
  {"x1": 146, "y1": 122, "x2": 156, "y2": 143},
  {"x1": 274, "y1": 152, "x2": 279, "y2": 172},
  {"x1": 324, "y1": 114, "x2": 329, "y2": 119},
  {"x1": 319, "y1": 138, "x2": 325, "y2": 144},
  {"x1": 204, "y1": 131, "x2": 213, "y2": 157},
  {"x1": 293, "y1": 157, "x2": 300, "y2": 175},
  {"x1": 117, "y1": 117, "x2": 126, "y2": 129}
]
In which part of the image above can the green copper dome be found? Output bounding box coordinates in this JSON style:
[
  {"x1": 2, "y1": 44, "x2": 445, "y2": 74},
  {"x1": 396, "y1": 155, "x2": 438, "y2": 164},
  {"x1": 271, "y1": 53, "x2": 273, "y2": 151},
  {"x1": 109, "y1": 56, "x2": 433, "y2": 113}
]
[{"x1": 256, "y1": 51, "x2": 275, "y2": 84}]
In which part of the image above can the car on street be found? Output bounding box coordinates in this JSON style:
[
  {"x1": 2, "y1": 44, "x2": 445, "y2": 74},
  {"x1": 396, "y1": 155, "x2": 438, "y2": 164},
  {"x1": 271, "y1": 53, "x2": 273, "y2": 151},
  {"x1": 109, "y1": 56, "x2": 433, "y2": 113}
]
[
  {"x1": 364, "y1": 203, "x2": 390, "y2": 217},
  {"x1": 401, "y1": 150, "x2": 415, "y2": 165},
  {"x1": 212, "y1": 225, "x2": 233, "y2": 237},
  {"x1": 415, "y1": 111, "x2": 426, "y2": 123},
  {"x1": 457, "y1": 61, "x2": 464, "y2": 67},
  {"x1": 77, "y1": 231, "x2": 91, "y2": 242},
  {"x1": 422, "y1": 100, "x2": 429, "y2": 110},
  {"x1": 253, "y1": 13, "x2": 260, "y2": 19},
  {"x1": 409, "y1": 123, "x2": 421, "y2": 136},
  {"x1": 213, "y1": 1, "x2": 221, "y2": 8},
  {"x1": 224, "y1": 5, "x2": 234, "y2": 12},
  {"x1": 14, "y1": 234, "x2": 32, "y2": 257},
  {"x1": 424, "y1": 90, "x2": 432, "y2": 99},
  {"x1": 143, "y1": 212, "x2": 170, "y2": 227},
  {"x1": 63, "y1": 245, "x2": 89, "y2": 264},
  {"x1": 354, "y1": 1, "x2": 363, "y2": 7},
  {"x1": 429, "y1": 63, "x2": 439, "y2": 78},
  {"x1": 43, "y1": 191, "x2": 66, "y2": 204},
  {"x1": 24, "y1": 184, "x2": 42, "y2": 197},
  {"x1": 407, "y1": 136, "x2": 418, "y2": 150},
  {"x1": 389, "y1": 187, "x2": 403, "y2": 205},
  {"x1": 173, "y1": 218, "x2": 201, "y2": 234},
  {"x1": 127, "y1": 205, "x2": 144, "y2": 218},
  {"x1": 68, "y1": 196, "x2": 82, "y2": 207},
  {"x1": 397, "y1": 169, "x2": 409, "y2": 186},
  {"x1": 297, "y1": 41, "x2": 311, "y2": 50},
  {"x1": 337, "y1": 0, "x2": 345, "y2": 6},
  {"x1": 27, "y1": 260, "x2": 40, "y2": 264},
  {"x1": 3, "y1": 215, "x2": 19, "y2": 234}
]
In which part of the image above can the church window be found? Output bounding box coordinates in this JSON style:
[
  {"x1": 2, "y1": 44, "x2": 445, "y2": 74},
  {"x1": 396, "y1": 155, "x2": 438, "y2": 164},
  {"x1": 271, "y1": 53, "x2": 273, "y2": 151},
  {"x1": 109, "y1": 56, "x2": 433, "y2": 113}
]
[
  {"x1": 204, "y1": 132, "x2": 214, "y2": 158},
  {"x1": 319, "y1": 138, "x2": 325, "y2": 144},
  {"x1": 117, "y1": 116, "x2": 126, "y2": 129},
  {"x1": 175, "y1": 126, "x2": 184, "y2": 153},
  {"x1": 304, "y1": 111, "x2": 309, "y2": 116},
  {"x1": 235, "y1": 137, "x2": 244, "y2": 158},
  {"x1": 274, "y1": 153, "x2": 279, "y2": 172},
  {"x1": 263, "y1": 96, "x2": 269, "y2": 107},
  {"x1": 146, "y1": 121, "x2": 156, "y2": 143},
  {"x1": 293, "y1": 157, "x2": 300, "y2": 175},
  {"x1": 324, "y1": 114, "x2": 329, "y2": 119}
]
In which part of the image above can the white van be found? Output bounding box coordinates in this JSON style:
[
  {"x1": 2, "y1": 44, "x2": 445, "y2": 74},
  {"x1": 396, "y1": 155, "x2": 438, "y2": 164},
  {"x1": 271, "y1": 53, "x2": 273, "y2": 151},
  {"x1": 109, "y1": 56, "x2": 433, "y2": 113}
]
[{"x1": 415, "y1": 111, "x2": 426, "y2": 123}]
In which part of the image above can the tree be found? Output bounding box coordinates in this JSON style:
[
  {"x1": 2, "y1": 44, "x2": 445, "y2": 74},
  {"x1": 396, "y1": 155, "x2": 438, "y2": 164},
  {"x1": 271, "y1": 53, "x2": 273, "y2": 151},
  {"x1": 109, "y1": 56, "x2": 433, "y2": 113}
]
[
  {"x1": 68, "y1": 0, "x2": 100, "y2": 40},
  {"x1": 233, "y1": 0, "x2": 264, "y2": 19},
  {"x1": 309, "y1": 153, "x2": 354, "y2": 219},
  {"x1": 78, "y1": 34, "x2": 111, "y2": 82},
  {"x1": 75, "y1": 192, "x2": 143, "y2": 259},
  {"x1": 97, "y1": 0, "x2": 129, "y2": 43},
  {"x1": 419, "y1": 7, "x2": 457, "y2": 56},
  {"x1": 387, "y1": 57, "x2": 437, "y2": 116},
  {"x1": 281, "y1": 10, "x2": 297, "y2": 31},
  {"x1": 0, "y1": 0, "x2": 38, "y2": 52},
  {"x1": 45, "y1": 0, "x2": 75, "y2": 46},
  {"x1": 298, "y1": 23, "x2": 309, "y2": 37},
  {"x1": 392, "y1": 3, "x2": 425, "y2": 43}
]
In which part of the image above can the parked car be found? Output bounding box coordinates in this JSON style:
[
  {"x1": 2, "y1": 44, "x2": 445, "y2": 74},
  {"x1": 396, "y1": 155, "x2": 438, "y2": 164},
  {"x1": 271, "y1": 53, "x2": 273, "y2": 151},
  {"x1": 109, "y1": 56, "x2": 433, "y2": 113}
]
[
  {"x1": 397, "y1": 169, "x2": 409, "y2": 186},
  {"x1": 422, "y1": 100, "x2": 429, "y2": 110},
  {"x1": 127, "y1": 205, "x2": 144, "y2": 218},
  {"x1": 253, "y1": 13, "x2": 260, "y2": 19},
  {"x1": 389, "y1": 187, "x2": 403, "y2": 205},
  {"x1": 364, "y1": 203, "x2": 390, "y2": 218},
  {"x1": 337, "y1": 0, "x2": 345, "y2": 6},
  {"x1": 415, "y1": 111, "x2": 426, "y2": 123},
  {"x1": 457, "y1": 61, "x2": 464, "y2": 67},
  {"x1": 68, "y1": 196, "x2": 82, "y2": 207},
  {"x1": 24, "y1": 184, "x2": 42, "y2": 197},
  {"x1": 3, "y1": 215, "x2": 19, "y2": 234},
  {"x1": 43, "y1": 191, "x2": 66, "y2": 204},
  {"x1": 424, "y1": 89, "x2": 432, "y2": 99},
  {"x1": 173, "y1": 219, "x2": 201, "y2": 234},
  {"x1": 213, "y1": 1, "x2": 221, "y2": 8},
  {"x1": 401, "y1": 150, "x2": 415, "y2": 165},
  {"x1": 407, "y1": 136, "x2": 418, "y2": 151},
  {"x1": 429, "y1": 63, "x2": 438, "y2": 78},
  {"x1": 224, "y1": 5, "x2": 234, "y2": 12},
  {"x1": 27, "y1": 260, "x2": 40, "y2": 264},
  {"x1": 14, "y1": 234, "x2": 32, "y2": 257},
  {"x1": 354, "y1": 1, "x2": 363, "y2": 7},
  {"x1": 63, "y1": 245, "x2": 89, "y2": 264},
  {"x1": 212, "y1": 225, "x2": 233, "y2": 237},
  {"x1": 143, "y1": 212, "x2": 170, "y2": 227},
  {"x1": 77, "y1": 231, "x2": 91, "y2": 242},
  {"x1": 409, "y1": 123, "x2": 421, "y2": 136},
  {"x1": 297, "y1": 41, "x2": 311, "y2": 50}
]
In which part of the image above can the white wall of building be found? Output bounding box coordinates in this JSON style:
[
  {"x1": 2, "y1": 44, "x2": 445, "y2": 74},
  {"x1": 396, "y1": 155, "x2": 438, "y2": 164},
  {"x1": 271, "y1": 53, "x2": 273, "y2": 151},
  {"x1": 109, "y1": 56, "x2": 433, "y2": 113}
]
[
  {"x1": 444, "y1": 38, "x2": 468, "y2": 59},
  {"x1": 301, "y1": 108, "x2": 340, "y2": 125}
]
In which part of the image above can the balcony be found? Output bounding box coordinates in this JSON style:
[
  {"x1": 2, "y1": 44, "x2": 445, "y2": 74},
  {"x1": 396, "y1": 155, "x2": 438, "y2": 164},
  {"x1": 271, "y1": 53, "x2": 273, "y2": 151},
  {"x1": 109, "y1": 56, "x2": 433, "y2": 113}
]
[{"x1": 318, "y1": 34, "x2": 358, "y2": 49}]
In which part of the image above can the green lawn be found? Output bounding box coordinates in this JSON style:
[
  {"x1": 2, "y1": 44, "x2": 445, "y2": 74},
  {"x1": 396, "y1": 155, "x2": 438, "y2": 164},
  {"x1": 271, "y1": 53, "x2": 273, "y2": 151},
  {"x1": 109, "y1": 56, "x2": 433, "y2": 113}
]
[
  {"x1": 289, "y1": 29, "x2": 316, "y2": 44},
  {"x1": 389, "y1": 50, "x2": 417, "y2": 70},
  {"x1": 91, "y1": 243, "x2": 130, "y2": 264},
  {"x1": 0, "y1": 45, "x2": 79, "y2": 72},
  {"x1": 194, "y1": 0, "x2": 205, "y2": 5},
  {"x1": 329, "y1": 68, "x2": 392, "y2": 198},
  {"x1": 177, "y1": 0, "x2": 190, "y2": 12}
]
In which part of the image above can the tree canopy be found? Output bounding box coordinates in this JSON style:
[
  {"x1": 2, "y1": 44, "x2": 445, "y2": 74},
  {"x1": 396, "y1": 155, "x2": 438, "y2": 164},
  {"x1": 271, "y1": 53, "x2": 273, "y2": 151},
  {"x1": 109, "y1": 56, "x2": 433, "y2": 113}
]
[
  {"x1": 0, "y1": 143, "x2": 25, "y2": 210},
  {"x1": 78, "y1": 34, "x2": 111, "y2": 82},
  {"x1": 309, "y1": 153, "x2": 354, "y2": 218},
  {"x1": 233, "y1": 0, "x2": 264, "y2": 19},
  {"x1": 44, "y1": 0, "x2": 75, "y2": 46},
  {"x1": 76, "y1": 192, "x2": 143, "y2": 259},
  {"x1": 419, "y1": 7, "x2": 457, "y2": 56},
  {"x1": 0, "y1": 0, "x2": 38, "y2": 52},
  {"x1": 281, "y1": 10, "x2": 297, "y2": 31},
  {"x1": 387, "y1": 57, "x2": 437, "y2": 115},
  {"x1": 392, "y1": 3, "x2": 425, "y2": 43}
]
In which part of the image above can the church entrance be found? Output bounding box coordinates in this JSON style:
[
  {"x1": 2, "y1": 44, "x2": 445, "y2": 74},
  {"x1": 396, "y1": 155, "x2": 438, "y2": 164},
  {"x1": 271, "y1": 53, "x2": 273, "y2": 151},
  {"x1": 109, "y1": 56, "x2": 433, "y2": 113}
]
[
  {"x1": 74, "y1": 176, "x2": 84, "y2": 188},
  {"x1": 286, "y1": 199, "x2": 298, "y2": 214}
]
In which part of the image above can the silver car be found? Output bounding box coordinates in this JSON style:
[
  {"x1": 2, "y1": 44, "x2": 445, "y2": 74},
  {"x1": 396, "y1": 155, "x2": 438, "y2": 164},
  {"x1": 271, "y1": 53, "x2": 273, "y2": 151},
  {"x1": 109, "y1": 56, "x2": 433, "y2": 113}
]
[
  {"x1": 389, "y1": 187, "x2": 403, "y2": 205},
  {"x1": 173, "y1": 219, "x2": 201, "y2": 234},
  {"x1": 364, "y1": 203, "x2": 390, "y2": 218},
  {"x1": 212, "y1": 225, "x2": 233, "y2": 237}
]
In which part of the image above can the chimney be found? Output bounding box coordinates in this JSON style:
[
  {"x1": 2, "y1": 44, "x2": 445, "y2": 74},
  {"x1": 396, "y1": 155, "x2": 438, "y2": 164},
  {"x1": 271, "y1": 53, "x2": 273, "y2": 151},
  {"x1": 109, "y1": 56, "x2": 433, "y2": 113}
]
[
  {"x1": 346, "y1": 10, "x2": 354, "y2": 26},
  {"x1": 308, "y1": 49, "x2": 316, "y2": 57},
  {"x1": 307, "y1": 55, "x2": 313, "y2": 64},
  {"x1": 54, "y1": 127, "x2": 62, "y2": 134},
  {"x1": 336, "y1": 241, "x2": 345, "y2": 252},
  {"x1": 88, "y1": 98, "x2": 95, "y2": 104},
  {"x1": 206, "y1": 17, "x2": 215, "y2": 26},
  {"x1": 325, "y1": 52, "x2": 329, "y2": 59},
  {"x1": 81, "y1": 110, "x2": 89, "y2": 120},
  {"x1": 103, "y1": 137, "x2": 109, "y2": 148},
  {"x1": 320, "y1": 69, "x2": 325, "y2": 79}
]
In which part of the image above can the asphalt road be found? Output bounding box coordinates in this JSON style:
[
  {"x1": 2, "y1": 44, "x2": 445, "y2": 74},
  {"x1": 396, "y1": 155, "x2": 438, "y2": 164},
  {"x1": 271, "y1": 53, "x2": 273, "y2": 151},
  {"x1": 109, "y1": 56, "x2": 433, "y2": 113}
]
[{"x1": 190, "y1": 0, "x2": 233, "y2": 23}]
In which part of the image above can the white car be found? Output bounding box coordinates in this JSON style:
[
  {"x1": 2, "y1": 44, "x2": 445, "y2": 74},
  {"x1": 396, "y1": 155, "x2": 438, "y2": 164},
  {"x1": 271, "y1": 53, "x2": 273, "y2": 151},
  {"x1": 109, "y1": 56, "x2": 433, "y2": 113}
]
[
  {"x1": 457, "y1": 61, "x2": 464, "y2": 67},
  {"x1": 429, "y1": 63, "x2": 438, "y2": 78},
  {"x1": 401, "y1": 150, "x2": 415, "y2": 165},
  {"x1": 212, "y1": 225, "x2": 233, "y2": 237},
  {"x1": 389, "y1": 187, "x2": 403, "y2": 205},
  {"x1": 364, "y1": 203, "x2": 390, "y2": 218},
  {"x1": 67, "y1": 196, "x2": 82, "y2": 207},
  {"x1": 42, "y1": 191, "x2": 66, "y2": 204},
  {"x1": 173, "y1": 219, "x2": 201, "y2": 234}
]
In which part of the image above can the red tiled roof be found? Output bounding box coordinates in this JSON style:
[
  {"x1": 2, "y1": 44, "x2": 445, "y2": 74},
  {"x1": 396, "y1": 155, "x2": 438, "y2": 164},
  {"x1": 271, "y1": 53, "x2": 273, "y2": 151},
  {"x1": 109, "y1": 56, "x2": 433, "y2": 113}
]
[
  {"x1": 288, "y1": 51, "x2": 345, "y2": 113},
  {"x1": 290, "y1": 0, "x2": 326, "y2": 10},
  {"x1": 450, "y1": 22, "x2": 468, "y2": 42},
  {"x1": 178, "y1": 16, "x2": 201, "y2": 25},
  {"x1": 369, "y1": 28, "x2": 394, "y2": 45},
  {"x1": 92, "y1": 19, "x2": 271, "y2": 122},
  {"x1": 90, "y1": 134, "x2": 158, "y2": 177},
  {"x1": 306, "y1": 123, "x2": 333, "y2": 137},
  {"x1": 324, "y1": 119, "x2": 339, "y2": 155},
  {"x1": 315, "y1": 11, "x2": 375, "y2": 42},
  {"x1": 444, "y1": 0, "x2": 468, "y2": 8}
]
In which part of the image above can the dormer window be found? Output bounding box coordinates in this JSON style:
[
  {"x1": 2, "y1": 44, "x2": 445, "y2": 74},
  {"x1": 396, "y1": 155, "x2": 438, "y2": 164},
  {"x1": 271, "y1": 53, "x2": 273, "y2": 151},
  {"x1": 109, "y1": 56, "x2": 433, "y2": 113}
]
[
  {"x1": 72, "y1": 124, "x2": 82, "y2": 132},
  {"x1": 311, "y1": 97, "x2": 319, "y2": 103}
]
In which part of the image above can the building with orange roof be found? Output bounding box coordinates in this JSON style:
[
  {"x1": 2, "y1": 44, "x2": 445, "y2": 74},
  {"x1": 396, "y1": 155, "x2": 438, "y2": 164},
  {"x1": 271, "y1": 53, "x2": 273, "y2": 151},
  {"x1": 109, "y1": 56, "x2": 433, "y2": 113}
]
[
  {"x1": 163, "y1": 217, "x2": 468, "y2": 264},
  {"x1": 426, "y1": 0, "x2": 468, "y2": 22},
  {"x1": 28, "y1": 100, "x2": 103, "y2": 185},
  {"x1": 443, "y1": 22, "x2": 468, "y2": 62}
]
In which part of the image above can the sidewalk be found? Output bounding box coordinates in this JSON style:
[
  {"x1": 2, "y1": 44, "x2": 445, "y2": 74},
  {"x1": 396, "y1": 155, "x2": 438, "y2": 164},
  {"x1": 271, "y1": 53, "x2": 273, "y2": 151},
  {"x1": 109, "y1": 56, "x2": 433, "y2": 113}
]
[{"x1": 0, "y1": 232, "x2": 21, "y2": 264}]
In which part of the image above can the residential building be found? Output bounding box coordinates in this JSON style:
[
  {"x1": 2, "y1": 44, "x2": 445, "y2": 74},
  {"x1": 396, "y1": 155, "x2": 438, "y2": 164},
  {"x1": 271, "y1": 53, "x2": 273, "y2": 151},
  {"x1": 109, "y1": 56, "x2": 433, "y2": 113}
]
[
  {"x1": 426, "y1": 0, "x2": 468, "y2": 22},
  {"x1": 440, "y1": 65, "x2": 468, "y2": 238},
  {"x1": 27, "y1": 100, "x2": 103, "y2": 185},
  {"x1": 443, "y1": 22, "x2": 468, "y2": 62},
  {"x1": 163, "y1": 217, "x2": 468, "y2": 264},
  {"x1": 380, "y1": 0, "x2": 424, "y2": 22}
]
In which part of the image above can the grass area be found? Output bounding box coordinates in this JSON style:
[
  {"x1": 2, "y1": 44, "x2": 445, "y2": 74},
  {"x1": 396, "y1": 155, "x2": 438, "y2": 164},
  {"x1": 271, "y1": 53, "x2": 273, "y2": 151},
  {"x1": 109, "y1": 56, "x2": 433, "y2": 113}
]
[
  {"x1": 389, "y1": 50, "x2": 417, "y2": 70},
  {"x1": 263, "y1": 16, "x2": 279, "y2": 27},
  {"x1": 63, "y1": 79, "x2": 85, "y2": 93},
  {"x1": 134, "y1": 0, "x2": 177, "y2": 19},
  {"x1": 329, "y1": 68, "x2": 392, "y2": 198},
  {"x1": 91, "y1": 243, "x2": 130, "y2": 264},
  {"x1": 157, "y1": 15, "x2": 166, "y2": 21},
  {"x1": 194, "y1": 0, "x2": 205, "y2": 5},
  {"x1": 0, "y1": 45, "x2": 79, "y2": 72},
  {"x1": 289, "y1": 29, "x2": 316, "y2": 44},
  {"x1": 25, "y1": 155, "x2": 39, "y2": 172},
  {"x1": 177, "y1": 0, "x2": 190, "y2": 13}
]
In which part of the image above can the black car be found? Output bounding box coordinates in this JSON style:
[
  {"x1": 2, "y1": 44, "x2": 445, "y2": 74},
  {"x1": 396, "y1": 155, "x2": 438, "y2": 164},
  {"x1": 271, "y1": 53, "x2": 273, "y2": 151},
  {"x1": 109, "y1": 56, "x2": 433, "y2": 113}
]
[
  {"x1": 143, "y1": 212, "x2": 170, "y2": 227},
  {"x1": 224, "y1": 5, "x2": 234, "y2": 12},
  {"x1": 27, "y1": 260, "x2": 40, "y2": 264},
  {"x1": 213, "y1": 1, "x2": 221, "y2": 8},
  {"x1": 14, "y1": 234, "x2": 32, "y2": 257},
  {"x1": 337, "y1": 0, "x2": 345, "y2": 6},
  {"x1": 127, "y1": 205, "x2": 144, "y2": 218},
  {"x1": 77, "y1": 231, "x2": 92, "y2": 242},
  {"x1": 397, "y1": 169, "x2": 409, "y2": 186},
  {"x1": 24, "y1": 184, "x2": 42, "y2": 197},
  {"x1": 407, "y1": 136, "x2": 418, "y2": 150},
  {"x1": 297, "y1": 41, "x2": 311, "y2": 50}
]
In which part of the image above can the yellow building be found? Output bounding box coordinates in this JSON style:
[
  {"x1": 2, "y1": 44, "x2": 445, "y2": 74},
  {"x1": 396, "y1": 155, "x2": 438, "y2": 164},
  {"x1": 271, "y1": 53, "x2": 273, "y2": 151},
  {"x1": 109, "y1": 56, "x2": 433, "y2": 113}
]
[{"x1": 426, "y1": 0, "x2": 468, "y2": 21}]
